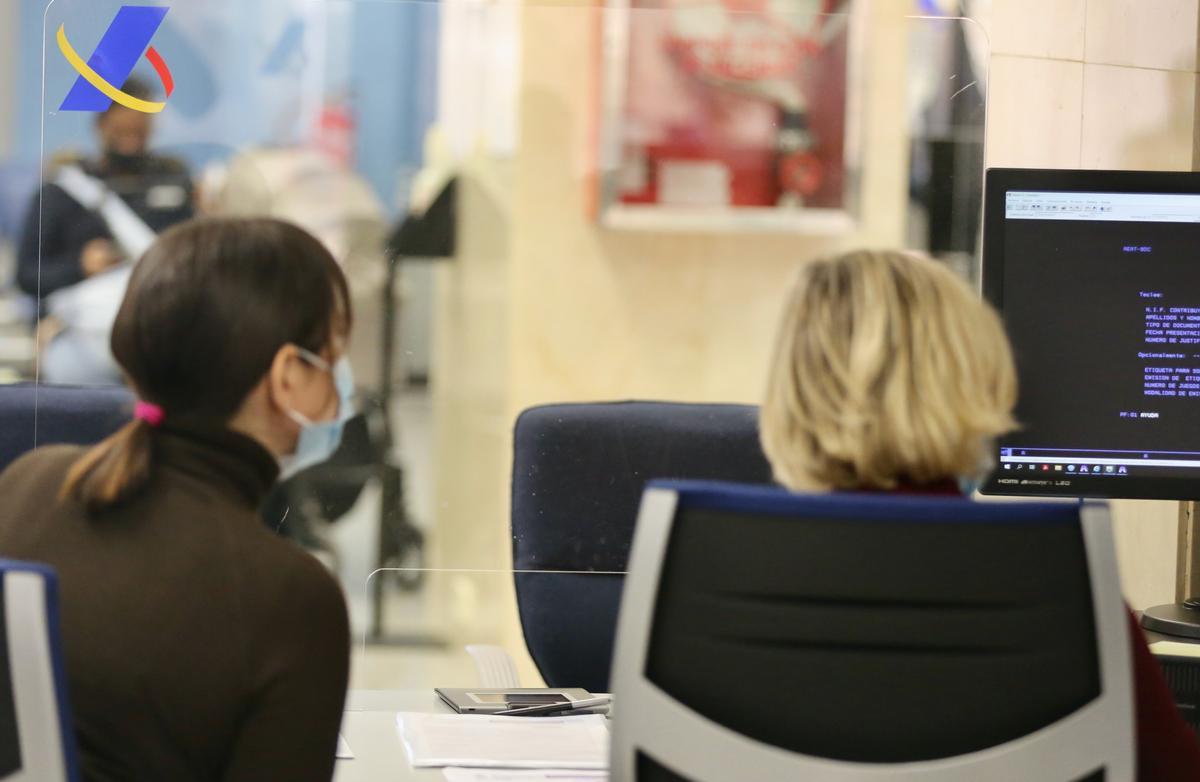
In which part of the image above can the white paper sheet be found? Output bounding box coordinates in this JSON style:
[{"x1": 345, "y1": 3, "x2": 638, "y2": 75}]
[
  {"x1": 336, "y1": 733, "x2": 355, "y2": 759},
  {"x1": 443, "y1": 770, "x2": 607, "y2": 781},
  {"x1": 397, "y1": 712, "x2": 609, "y2": 770}
]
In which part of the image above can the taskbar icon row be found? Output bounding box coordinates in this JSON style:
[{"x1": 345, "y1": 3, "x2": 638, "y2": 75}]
[{"x1": 1002, "y1": 463, "x2": 1128, "y2": 476}]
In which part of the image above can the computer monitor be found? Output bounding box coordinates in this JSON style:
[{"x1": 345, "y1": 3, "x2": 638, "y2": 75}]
[{"x1": 980, "y1": 168, "x2": 1200, "y2": 501}]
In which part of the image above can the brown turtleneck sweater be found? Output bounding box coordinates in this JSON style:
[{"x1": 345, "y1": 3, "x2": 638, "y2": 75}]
[{"x1": 0, "y1": 425, "x2": 350, "y2": 782}]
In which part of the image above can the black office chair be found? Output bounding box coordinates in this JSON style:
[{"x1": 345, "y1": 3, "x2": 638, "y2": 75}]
[
  {"x1": 0, "y1": 383, "x2": 132, "y2": 473},
  {"x1": 510, "y1": 402, "x2": 774, "y2": 692},
  {"x1": 610, "y1": 481, "x2": 1134, "y2": 782}
]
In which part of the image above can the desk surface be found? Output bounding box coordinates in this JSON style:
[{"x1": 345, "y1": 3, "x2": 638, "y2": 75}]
[{"x1": 335, "y1": 690, "x2": 449, "y2": 782}]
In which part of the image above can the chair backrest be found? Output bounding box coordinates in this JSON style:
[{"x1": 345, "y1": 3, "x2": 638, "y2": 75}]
[
  {"x1": 511, "y1": 402, "x2": 773, "y2": 692},
  {"x1": 0, "y1": 560, "x2": 80, "y2": 782},
  {"x1": 610, "y1": 481, "x2": 1134, "y2": 782},
  {"x1": 0, "y1": 384, "x2": 133, "y2": 475}
]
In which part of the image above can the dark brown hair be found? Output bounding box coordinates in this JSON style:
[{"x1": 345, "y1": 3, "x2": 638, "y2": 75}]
[{"x1": 62, "y1": 217, "x2": 352, "y2": 513}]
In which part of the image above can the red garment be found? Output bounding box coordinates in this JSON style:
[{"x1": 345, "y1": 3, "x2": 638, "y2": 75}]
[
  {"x1": 859, "y1": 483, "x2": 1200, "y2": 777},
  {"x1": 1126, "y1": 610, "x2": 1200, "y2": 780}
]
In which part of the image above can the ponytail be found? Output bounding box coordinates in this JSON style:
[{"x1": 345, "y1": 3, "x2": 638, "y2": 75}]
[{"x1": 60, "y1": 420, "x2": 156, "y2": 513}]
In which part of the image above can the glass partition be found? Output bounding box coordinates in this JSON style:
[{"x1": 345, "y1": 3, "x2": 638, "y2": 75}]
[
  {"x1": 359, "y1": 568, "x2": 628, "y2": 693},
  {"x1": 9, "y1": 1, "x2": 990, "y2": 687},
  {"x1": 905, "y1": 5, "x2": 988, "y2": 279}
]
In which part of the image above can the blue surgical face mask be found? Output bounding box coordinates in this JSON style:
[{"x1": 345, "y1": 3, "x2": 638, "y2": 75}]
[{"x1": 278, "y1": 348, "x2": 355, "y2": 481}]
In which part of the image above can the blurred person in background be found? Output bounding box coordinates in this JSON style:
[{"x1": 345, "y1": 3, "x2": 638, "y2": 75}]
[
  {"x1": 16, "y1": 77, "x2": 194, "y2": 384},
  {"x1": 17, "y1": 76, "x2": 193, "y2": 304}
]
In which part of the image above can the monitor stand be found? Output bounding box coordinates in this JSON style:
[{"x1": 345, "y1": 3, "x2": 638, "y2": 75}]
[
  {"x1": 1142, "y1": 600, "x2": 1200, "y2": 640},
  {"x1": 1141, "y1": 501, "x2": 1200, "y2": 640}
]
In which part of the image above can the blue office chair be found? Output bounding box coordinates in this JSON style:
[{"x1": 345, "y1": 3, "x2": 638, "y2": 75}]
[
  {"x1": 0, "y1": 384, "x2": 133, "y2": 474},
  {"x1": 610, "y1": 481, "x2": 1134, "y2": 782},
  {"x1": 511, "y1": 402, "x2": 774, "y2": 692},
  {"x1": 0, "y1": 560, "x2": 81, "y2": 782}
]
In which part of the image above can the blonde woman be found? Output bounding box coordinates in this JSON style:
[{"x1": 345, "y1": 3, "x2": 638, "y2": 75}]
[
  {"x1": 762, "y1": 249, "x2": 1013, "y2": 494},
  {"x1": 759, "y1": 249, "x2": 1200, "y2": 781}
]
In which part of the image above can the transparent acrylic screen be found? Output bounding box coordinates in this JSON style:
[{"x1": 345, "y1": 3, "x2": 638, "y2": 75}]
[{"x1": 7, "y1": 1, "x2": 989, "y2": 689}]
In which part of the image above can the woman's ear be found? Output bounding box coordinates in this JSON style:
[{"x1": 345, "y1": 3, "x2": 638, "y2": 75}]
[
  {"x1": 226, "y1": 363, "x2": 295, "y2": 460},
  {"x1": 266, "y1": 345, "x2": 301, "y2": 416}
]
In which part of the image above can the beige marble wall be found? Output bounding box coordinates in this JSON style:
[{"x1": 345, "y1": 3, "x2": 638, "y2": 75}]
[
  {"x1": 428, "y1": 0, "x2": 1200, "y2": 678},
  {"x1": 430, "y1": 158, "x2": 514, "y2": 574},
  {"x1": 430, "y1": 2, "x2": 915, "y2": 681},
  {"x1": 984, "y1": 0, "x2": 1200, "y2": 609},
  {"x1": 427, "y1": 152, "x2": 537, "y2": 679},
  {"x1": 433, "y1": 3, "x2": 914, "y2": 566},
  {"x1": 507, "y1": 5, "x2": 912, "y2": 419}
]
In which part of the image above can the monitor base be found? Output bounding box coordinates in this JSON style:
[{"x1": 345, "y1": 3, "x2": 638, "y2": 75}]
[{"x1": 1142, "y1": 602, "x2": 1200, "y2": 640}]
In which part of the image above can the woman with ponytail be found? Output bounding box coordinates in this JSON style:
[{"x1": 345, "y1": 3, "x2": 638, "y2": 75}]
[{"x1": 0, "y1": 217, "x2": 354, "y2": 781}]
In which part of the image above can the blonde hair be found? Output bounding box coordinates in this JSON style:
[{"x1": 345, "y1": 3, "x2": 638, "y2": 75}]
[{"x1": 761, "y1": 249, "x2": 1017, "y2": 491}]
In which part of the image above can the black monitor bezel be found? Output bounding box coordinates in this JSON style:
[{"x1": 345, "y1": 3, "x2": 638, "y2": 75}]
[{"x1": 980, "y1": 167, "x2": 1200, "y2": 501}]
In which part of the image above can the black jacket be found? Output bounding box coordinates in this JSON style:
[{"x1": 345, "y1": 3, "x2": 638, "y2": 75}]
[{"x1": 16, "y1": 157, "x2": 194, "y2": 302}]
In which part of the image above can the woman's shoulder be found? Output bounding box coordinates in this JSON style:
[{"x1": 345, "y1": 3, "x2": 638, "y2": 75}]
[
  {"x1": 238, "y1": 525, "x2": 347, "y2": 619},
  {"x1": 271, "y1": 538, "x2": 344, "y2": 601},
  {"x1": 0, "y1": 444, "x2": 87, "y2": 490},
  {"x1": 238, "y1": 535, "x2": 350, "y2": 658}
]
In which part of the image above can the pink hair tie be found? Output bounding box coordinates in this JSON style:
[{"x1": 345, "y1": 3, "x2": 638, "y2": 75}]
[{"x1": 133, "y1": 401, "x2": 165, "y2": 428}]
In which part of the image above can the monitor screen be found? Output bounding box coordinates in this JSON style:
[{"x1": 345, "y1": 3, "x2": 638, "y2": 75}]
[{"x1": 980, "y1": 168, "x2": 1200, "y2": 500}]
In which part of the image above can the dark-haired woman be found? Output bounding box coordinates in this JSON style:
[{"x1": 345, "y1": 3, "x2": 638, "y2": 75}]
[{"x1": 0, "y1": 217, "x2": 354, "y2": 781}]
